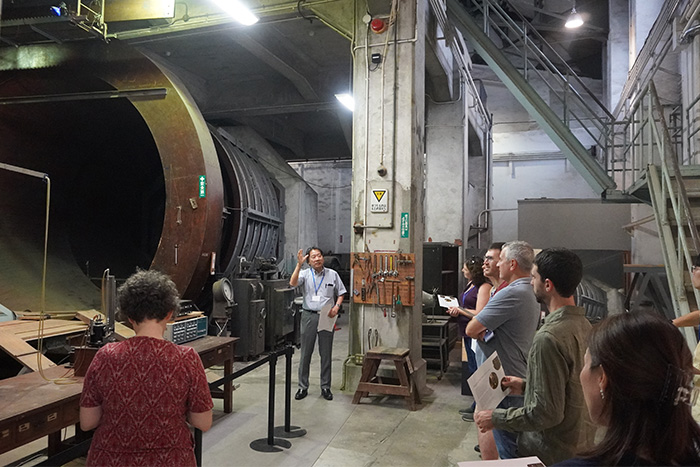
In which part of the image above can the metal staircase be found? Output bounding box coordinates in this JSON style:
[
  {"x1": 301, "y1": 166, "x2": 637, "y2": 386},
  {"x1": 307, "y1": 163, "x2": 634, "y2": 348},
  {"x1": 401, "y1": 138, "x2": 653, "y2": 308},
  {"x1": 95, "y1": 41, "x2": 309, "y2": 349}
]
[
  {"x1": 446, "y1": 0, "x2": 616, "y2": 196},
  {"x1": 444, "y1": 0, "x2": 700, "y2": 344},
  {"x1": 638, "y1": 82, "x2": 700, "y2": 345}
]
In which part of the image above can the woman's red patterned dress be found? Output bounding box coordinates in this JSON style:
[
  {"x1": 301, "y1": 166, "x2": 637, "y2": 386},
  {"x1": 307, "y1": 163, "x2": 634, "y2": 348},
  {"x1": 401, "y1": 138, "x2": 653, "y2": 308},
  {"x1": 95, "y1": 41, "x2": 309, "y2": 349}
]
[{"x1": 80, "y1": 336, "x2": 213, "y2": 466}]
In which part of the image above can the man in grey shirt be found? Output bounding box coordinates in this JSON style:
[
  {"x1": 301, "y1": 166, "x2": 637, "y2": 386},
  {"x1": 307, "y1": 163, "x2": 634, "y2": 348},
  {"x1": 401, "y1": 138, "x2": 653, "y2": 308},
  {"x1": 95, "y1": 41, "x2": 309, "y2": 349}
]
[
  {"x1": 466, "y1": 241, "x2": 540, "y2": 459},
  {"x1": 474, "y1": 248, "x2": 595, "y2": 465},
  {"x1": 290, "y1": 247, "x2": 346, "y2": 401}
]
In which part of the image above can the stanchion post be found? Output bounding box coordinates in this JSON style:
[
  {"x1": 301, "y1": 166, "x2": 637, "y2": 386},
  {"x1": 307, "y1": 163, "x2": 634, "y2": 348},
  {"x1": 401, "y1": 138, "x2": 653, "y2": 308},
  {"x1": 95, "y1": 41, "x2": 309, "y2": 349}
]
[
  {"x1": 266, "y1": 352, "x2": 277, "y2": 444},
  {"x1": 194, "y1": 428, "x2": 202, "y2": 466},
  {"x1": 250, "y1": 349, "x2": 292, "y2": 452},
  {"x1": 284, "y1": 345, "x2": 292, "y2": 431},
  {"x1": 274, "y1": 345, "x2": 307, "y2": 439}
]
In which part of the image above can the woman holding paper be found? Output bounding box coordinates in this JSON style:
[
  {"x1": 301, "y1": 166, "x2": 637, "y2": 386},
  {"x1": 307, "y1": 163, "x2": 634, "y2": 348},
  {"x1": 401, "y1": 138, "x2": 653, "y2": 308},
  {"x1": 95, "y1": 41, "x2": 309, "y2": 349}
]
[
  {"x1": 448, "y1": 256, "x2": 498, "y2": 459},
  {"x1": 448, "y1": 256, "x2": 491, "y2": 377}
]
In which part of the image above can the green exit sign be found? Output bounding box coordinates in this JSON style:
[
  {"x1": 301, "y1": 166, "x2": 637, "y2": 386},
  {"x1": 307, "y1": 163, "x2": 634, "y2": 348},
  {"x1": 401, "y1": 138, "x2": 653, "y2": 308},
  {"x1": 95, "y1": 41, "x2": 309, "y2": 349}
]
[{"x1": 199, "y1": 175, "x2": 206, "y2": 198}]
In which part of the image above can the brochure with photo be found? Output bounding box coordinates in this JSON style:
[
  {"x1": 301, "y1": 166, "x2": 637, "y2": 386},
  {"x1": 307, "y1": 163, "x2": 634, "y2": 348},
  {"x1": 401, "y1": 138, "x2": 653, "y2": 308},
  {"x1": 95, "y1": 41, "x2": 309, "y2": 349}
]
[
  {"x1": 466, "y1": 351, "x2": 511, "y2": 410},
  {"x1": 437, "y1": 295, "x2": 474, "y2": 318}
]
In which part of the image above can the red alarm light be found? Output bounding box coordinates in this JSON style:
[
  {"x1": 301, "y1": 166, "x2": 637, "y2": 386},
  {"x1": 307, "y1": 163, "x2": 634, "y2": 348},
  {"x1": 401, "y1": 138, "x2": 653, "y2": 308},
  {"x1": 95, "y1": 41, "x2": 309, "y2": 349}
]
[{"x1": 371, "y1": 18, "x2": 387, "y2": 34}]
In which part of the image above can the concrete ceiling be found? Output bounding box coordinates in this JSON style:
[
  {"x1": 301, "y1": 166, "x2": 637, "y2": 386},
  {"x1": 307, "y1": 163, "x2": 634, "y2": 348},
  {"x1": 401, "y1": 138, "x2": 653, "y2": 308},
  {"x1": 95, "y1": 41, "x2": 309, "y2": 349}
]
[{"x1": 0, "y1": 0, "x2": 608, "y2": 161}]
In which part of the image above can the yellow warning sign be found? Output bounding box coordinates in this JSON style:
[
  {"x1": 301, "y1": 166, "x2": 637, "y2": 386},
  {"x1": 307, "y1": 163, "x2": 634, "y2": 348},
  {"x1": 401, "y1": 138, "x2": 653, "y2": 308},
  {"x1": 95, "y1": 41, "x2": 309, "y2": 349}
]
[
  {"x1": 373, "y1": 190, "x2": 386, "y2": 202},
  {"x1": 370, "y1": 189, "x2": 389, "y2": 213}
]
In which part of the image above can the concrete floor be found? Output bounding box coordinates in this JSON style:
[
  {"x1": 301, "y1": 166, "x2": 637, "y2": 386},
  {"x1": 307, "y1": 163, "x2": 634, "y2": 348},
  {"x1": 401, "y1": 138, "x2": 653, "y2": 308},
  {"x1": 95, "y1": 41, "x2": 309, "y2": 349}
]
[{"x1": 0, "y1": 313, "x2": 482, "y2": 466}]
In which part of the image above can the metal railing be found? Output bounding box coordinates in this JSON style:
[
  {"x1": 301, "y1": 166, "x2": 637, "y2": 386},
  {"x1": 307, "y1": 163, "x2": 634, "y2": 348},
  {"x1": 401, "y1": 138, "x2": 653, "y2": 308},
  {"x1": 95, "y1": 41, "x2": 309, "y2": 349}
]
[
  {"x1": 641, "y1": 82, "x2": 700, "y2": 345},
  {"x1": 464, "y1": 0, "x2": 613, "y2": 168}
]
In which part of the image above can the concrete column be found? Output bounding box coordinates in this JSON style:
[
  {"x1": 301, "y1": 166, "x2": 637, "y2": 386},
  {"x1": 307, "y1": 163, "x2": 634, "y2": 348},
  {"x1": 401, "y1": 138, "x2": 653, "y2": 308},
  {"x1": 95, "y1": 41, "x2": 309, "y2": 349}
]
[
  {"x1": 629, "y1": 0, "x2": 665, "y2": 67},
  {"x1": 606, "y1": 0, "x2": 629, "y2": 110},
  {"x1": 345, "y1": 0, "x2": 428, "y2": 392},
  {"x1": 425, "y1": 93, "x2": 467, "y2": 246}
]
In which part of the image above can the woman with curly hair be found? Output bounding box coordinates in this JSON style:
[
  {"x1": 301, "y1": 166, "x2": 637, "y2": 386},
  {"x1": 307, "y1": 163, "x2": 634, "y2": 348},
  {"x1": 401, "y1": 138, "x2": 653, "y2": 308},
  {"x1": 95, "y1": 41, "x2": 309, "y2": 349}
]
[{"x1": 80, "y1": 269, "x2": 213, "y2": 466}]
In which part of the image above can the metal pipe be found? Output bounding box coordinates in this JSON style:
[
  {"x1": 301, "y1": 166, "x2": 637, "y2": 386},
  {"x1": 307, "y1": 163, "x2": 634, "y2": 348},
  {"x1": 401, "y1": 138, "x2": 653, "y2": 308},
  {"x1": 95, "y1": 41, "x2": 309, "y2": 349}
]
[{"x1": 0, "y1": 88, "x2": 167, "y2": 105}]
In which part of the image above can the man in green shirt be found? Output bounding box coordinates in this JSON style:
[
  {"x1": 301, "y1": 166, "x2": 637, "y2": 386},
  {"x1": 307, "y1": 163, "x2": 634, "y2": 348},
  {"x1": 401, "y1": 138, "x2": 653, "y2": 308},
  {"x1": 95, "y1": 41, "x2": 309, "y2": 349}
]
[{"x1": 474, "y1": 248, "x2": 595, "y2": 465}]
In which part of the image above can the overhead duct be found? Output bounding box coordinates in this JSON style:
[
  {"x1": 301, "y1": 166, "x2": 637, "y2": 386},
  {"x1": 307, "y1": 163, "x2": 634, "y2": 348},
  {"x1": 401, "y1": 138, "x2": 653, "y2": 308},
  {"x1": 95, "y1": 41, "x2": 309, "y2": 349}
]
[{"x1": 0, "y1": 41, "x2": 224, "y2": 311}]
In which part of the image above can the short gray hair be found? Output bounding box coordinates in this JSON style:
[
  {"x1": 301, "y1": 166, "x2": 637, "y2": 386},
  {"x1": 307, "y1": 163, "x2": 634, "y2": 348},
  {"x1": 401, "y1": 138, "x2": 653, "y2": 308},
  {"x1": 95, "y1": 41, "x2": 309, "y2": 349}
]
[
  {"x1": 117, "y1": 269, "x2": 180, "y2": 323},
  {"x1": 503, "y1": 241, "x2": 534, "y2": 272}
]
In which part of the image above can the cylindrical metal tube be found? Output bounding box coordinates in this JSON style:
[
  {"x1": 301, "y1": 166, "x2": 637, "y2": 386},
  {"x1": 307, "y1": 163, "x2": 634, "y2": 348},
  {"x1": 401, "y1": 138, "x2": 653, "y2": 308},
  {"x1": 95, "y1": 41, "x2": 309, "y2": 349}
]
[{"x1": 0, "y1": 41, "x2": 224, "y2": 310}]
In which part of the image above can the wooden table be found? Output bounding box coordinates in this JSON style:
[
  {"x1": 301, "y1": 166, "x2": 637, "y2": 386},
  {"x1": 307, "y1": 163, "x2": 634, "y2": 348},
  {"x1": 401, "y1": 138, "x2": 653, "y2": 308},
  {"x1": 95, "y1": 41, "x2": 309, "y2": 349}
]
[
  {"x1": 0, "y1": 336, "x2": 239, "y2": 457},
  {"x1": 184, "y1": 336, "x2": 238, "y2": 413},
  {"x1": 0, "y1": 365, "x2": 83, "y2": 456}
]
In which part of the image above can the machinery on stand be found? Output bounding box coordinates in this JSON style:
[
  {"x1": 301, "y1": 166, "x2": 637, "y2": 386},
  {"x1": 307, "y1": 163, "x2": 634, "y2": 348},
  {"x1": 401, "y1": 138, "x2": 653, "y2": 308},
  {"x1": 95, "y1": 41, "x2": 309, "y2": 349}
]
[
  {"x1": 73, "y1": 270, "x2": 118, "y2": 376},
  {"x1": 219, "y1": 256, "x2": 298, "y2": 360}
]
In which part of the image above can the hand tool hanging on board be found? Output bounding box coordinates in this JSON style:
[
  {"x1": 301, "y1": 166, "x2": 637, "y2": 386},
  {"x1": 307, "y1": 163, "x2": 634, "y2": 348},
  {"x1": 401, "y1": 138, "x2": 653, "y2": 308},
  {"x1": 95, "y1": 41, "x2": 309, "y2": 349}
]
[{"x1": 405, "y1": 276, "x2": 414, "y2": 304}]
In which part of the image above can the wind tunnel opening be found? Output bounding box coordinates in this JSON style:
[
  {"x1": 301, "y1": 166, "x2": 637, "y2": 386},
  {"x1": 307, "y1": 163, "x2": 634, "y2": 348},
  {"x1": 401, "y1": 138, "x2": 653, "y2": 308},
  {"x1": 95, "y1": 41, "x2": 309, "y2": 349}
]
[{"x1": 0, "y1": 70, "x2": 165, "y2": 309}]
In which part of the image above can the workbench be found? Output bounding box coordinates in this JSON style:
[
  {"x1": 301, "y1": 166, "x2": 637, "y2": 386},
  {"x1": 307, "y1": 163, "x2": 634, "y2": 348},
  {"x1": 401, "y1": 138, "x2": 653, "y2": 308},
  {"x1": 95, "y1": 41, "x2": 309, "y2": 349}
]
[{"x1": 0, "y1": 336, "x2": 238, "y2": 458}]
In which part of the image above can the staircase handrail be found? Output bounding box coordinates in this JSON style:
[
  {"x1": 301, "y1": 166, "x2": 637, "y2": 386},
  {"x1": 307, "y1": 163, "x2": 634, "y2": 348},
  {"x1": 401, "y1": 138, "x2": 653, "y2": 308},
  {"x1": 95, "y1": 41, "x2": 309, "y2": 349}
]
[
  {"x1": 468, "y1": 0, "x2": 613, "y2": 122},
  {"x1": 649, "y1": 81, "x2": 700, "y2": 256}
]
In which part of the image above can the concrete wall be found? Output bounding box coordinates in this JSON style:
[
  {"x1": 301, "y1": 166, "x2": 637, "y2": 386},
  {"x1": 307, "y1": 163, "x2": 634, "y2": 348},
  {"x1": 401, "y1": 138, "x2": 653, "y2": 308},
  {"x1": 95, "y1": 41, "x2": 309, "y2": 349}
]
[
  {"x1": 288, "y1": 160, "x2": 352, "y2": 256},
  {"x1": 629, "y1": 0, "x2": 665, "y2": 66},
  {"x1": 631, "y1": 204, "x2": 663, "y2": 265},
  {"x1": 491, "y1": 157, "x2": 599, "y2": 242},
  {"x1": 221, "y1": 127, "x2": 319, "y2": 274},
  {"x1": 518, "y1": 198, "x2": 631, "y2": 251}
]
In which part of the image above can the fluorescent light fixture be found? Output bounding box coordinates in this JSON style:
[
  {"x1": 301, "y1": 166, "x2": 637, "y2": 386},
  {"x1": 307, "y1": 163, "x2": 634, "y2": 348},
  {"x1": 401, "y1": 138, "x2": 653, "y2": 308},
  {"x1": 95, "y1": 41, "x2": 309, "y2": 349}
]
[
  {"x1": 335, "y1": 93, "x2": 354, "y2": 111},
  {"x1": 565, "y1": 7, "x2": 584, "y2": 28},
  {"x1": 212, "y1": 0, "x2": 259, "y2": 26}
]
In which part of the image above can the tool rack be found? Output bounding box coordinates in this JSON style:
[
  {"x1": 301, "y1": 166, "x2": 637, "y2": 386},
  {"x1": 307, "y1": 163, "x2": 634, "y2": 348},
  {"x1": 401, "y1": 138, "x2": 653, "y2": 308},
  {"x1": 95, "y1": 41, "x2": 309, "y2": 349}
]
[{"x1": 350, "y1": 252, "x2": 416, "y2": 307}]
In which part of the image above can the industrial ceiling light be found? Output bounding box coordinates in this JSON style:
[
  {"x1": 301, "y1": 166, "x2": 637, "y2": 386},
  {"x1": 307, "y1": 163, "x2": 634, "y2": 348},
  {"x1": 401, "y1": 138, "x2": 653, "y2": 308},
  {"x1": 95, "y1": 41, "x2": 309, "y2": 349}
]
[
  {"x1": 565, "y1": 3, "x2": 584, "y2": 29},
  {"x1": 211, "y1": 0, "x2": 258, "y2": 26},
  {"x1": 335, "y1": 93, "x2": 354, "y2": 111},
  {"x1": 49, "y1": 2, "x2": 68, "y2": 17}
]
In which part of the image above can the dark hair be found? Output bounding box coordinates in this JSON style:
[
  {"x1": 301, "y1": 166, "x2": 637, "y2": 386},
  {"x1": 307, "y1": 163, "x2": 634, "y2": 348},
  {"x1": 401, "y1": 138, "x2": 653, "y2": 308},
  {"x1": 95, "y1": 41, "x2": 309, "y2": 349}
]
[
  {"x1": 581, "y1": 312, "x2": 700, "y2": 465},
  {"x1": 305, "y1": 246, "x2": 323, "y2": 263},
  {"x1": 488, "y1": 242, "x2": 505, "y2": 251},
  {"x1": 117, "y1": 269, "x2": 180, "y2": 323},
  {"x1": 465, "y1": 256, "x2": 487, "y2": 287},
  {"x1": 534, "y1": 248, "x2": 582, "y2": 298},
  {"x1": 694, "y1": 255, "x2": 700, "y2": 268}
]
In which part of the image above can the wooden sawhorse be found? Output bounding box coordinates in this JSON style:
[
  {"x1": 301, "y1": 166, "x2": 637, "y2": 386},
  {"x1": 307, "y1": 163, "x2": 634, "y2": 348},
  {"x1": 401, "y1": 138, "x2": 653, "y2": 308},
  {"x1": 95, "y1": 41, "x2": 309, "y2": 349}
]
[{"x1": 352, "y1": 346, "x2": 420, "y2": 410}]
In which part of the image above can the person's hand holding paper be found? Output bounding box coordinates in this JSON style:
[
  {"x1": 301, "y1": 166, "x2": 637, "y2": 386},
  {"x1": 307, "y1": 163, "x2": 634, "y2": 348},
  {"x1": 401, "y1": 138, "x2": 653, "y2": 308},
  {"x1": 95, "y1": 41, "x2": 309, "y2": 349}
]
[
  {"x1": 467, "y1": 352, "x2": 511, "y2": 411},
  {"x1": 317, "y1": 300, "x2": 337, "y2": 332}
]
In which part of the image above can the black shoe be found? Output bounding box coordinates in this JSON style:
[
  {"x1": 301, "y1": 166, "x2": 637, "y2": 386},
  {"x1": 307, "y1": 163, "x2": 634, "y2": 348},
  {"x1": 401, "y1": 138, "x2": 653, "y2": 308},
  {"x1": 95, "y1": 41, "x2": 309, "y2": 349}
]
[
  {"x1": 462, "y1": 412, "x2": 474, "y2": 422},
  {"x1": 295, "y1": 389, "x2": 308, "y2": 400},
  {"x1": 321, "y1": 388, "x2": 333, "y2": 400},
  {"x1": 459, "y1": 406, "x2": 475, "y2": 415}
]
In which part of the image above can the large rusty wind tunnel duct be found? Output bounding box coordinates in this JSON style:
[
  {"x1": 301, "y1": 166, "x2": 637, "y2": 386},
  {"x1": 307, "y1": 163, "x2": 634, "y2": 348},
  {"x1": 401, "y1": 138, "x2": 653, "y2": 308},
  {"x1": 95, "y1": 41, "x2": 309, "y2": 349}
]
[{"x1": 0, "y1": 41, "x2": 225, "y2": 311}]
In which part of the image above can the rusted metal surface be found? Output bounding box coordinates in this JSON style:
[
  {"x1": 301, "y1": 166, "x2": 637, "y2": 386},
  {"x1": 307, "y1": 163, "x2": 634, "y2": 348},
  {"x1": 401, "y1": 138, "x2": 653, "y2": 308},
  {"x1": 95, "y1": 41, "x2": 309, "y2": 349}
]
[{"x1": 0, "y1": 41, "x2": 223, "y2": 310}]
